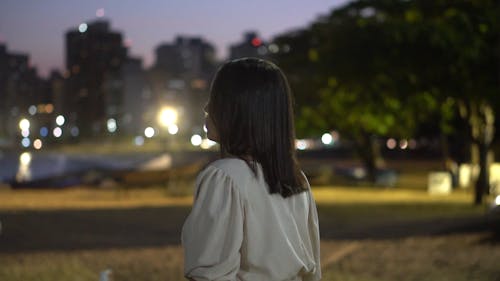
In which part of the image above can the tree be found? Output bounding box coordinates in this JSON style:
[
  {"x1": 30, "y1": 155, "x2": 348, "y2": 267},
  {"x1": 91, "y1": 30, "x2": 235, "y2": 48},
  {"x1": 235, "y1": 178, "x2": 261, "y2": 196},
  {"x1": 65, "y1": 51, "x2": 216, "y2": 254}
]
[
  {"x1": 403, "y1": 0, "x2": 500, "y2": 204},
  {"x1": 273, "y1": 0, "x2": 439, "y2": 183},
  {"x1": 273, "y1": 0, "x2": 500, "y2": 204}
]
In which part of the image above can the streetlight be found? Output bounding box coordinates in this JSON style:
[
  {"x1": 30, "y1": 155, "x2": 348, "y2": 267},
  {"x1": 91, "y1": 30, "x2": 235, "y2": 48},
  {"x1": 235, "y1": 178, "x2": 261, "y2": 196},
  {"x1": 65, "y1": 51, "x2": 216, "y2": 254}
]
[
  {"x1": 157, "y1": 106, "x2": 178, "y2": 150},
  {"x1": 19, "y1": 119, "x2": 31, "y2": 148},
  {"x1": 19, "y1": 119, "x2": 30, "y2": 131},
  {"x1": 157, "y1": 106, "x2": 178, "y2": 187},
  {"x1": 167, "y1": 124, "x2": 179, "y2": 135},
  {"x1": 56, "y1": 115, "x2": 65, "y2": 126},
  {"x1": 321, "y1": 133, "x2": 333, "y2": 145},
  {"x1": 158, "y1": 107, "x2": 178, "y2": 128}
]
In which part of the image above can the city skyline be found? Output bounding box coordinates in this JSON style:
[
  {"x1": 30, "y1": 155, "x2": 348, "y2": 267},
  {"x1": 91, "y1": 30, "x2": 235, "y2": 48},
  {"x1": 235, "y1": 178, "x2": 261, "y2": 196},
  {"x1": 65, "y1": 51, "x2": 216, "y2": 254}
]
[{"x1": 0, "y1": 0, "x2": 347, "y2": 78}]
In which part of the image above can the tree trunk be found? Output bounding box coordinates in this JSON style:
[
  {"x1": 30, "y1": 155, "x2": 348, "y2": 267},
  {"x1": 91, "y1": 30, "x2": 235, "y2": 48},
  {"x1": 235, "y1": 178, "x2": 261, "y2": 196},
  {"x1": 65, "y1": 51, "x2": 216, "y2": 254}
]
[
  {"x1": 355, "y1": 133, "x2": 384, "y2": 184},
  {"x1": 469, "y1": 101, "x2": 495, "y2": 205},
  {"x1": 439, "y1": 132, "x2": 450, "y2": 168},
  {"x1": 474, "y1": 142, "x2": 490, "y2": 204}
]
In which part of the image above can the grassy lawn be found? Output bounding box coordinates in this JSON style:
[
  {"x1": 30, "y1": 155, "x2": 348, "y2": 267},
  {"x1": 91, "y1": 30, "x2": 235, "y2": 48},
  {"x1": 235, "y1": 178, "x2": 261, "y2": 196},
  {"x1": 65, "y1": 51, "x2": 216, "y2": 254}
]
[
  {"x1": 0, "y1": 184, "x2": 477, "y2": 208},
  {"x1": 0, "y1": 185, "x2": 498, "y2": 281}
]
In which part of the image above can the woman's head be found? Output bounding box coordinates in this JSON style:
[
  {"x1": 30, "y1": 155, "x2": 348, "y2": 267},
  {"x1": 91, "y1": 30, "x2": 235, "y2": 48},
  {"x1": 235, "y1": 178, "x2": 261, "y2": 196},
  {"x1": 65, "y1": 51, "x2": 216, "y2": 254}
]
[{"x1": 205, "y1": 57, "x2": 306, "y2": 197}]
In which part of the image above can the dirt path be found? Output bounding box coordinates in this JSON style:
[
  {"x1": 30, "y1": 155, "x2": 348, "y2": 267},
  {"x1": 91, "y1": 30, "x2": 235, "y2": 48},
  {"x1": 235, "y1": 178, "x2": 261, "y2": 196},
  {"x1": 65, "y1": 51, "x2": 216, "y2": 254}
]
[{"x1": 0, "y1": 206, "x2": 498, "y2": 253}]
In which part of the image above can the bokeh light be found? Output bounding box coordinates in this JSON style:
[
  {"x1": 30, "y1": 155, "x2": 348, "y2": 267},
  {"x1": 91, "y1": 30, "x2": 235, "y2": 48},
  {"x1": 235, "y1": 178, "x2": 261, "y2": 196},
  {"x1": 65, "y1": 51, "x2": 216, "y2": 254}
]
[
  {"x1": 409, "y1": 139, "x2": 417, "y2": 149},
  {"x1": 191, "y1": 134, "x2": 202, "y2": 146},
  {"x1": 386, "y1": 138, "x2": 397, "y2": 149},
  {"x1": 28, "y1": 105, "x2": 37, "y2": 115},
  {"x1": 33, "y1": 139, "x2": 42, "y2": 150},
  {"x1": 20, "y1": 152, "x2": 32, "y2": 166},
  {"x1": 21, "y1": 138, "x2": 30, "y2": 148},
  {"x1": 134, "y1": 136, "x2": 145, "y2": 146},
  {"x1": 200, "y1": 138, "x2": 216, "y2": 149},
  {"x1": 56, "y1": 115, "x2": 65, "y2": 126},
  {"x1": 257, "y1": 46, "x2": 268, "y2": 55},
  {"x1": 107, "y1": 118, "x2": 117, "y2": 133},
  {"x1": 321, "y1": 133, "x2": 333, "y2": 145},
  {"x1": 70, "y1": 127, "x2": 79, "y2": 137},
  {"x1": 296, "y1": 139, "x2": 308, "y2": 150},
  {"x1": 251, "y1": 37, "x2": 262, "y2": 47},
  {"x1": 400, "y1": 139, "x2": 408, "y2": 150},
  {"x1": 158, "y1": 107, "x2": 178, "y2": 127},
  {"x1": 144, "y1": 127, "x2": 155, "y2": 138},
  {"x1": 40, "y1": 127, "x2": 49, "y2": 137},
  {"x1": 268, "y1": 43, "x2": 279, "y2": 53},
  {"x1": 45, "y1": 104, "x2": 54, "y2": 113},
  {"x1": 16, "y1": 152, "x2": 32, "y2": 182},
  {"x1": 78, "y1": 23, "x2": 88, "y2": 33},
  {"x1": 167, "y1": 124, "x2": 179, "y2": 135},
  {"x1": 96, "y1": 8, "x2": 105, "y2": 17},
  {"x1": 19, "y1": 119, "x2": 30, "y2": 130},
  {"x1": 53, "y1": 127, "x2": 62, "y2": 138}
]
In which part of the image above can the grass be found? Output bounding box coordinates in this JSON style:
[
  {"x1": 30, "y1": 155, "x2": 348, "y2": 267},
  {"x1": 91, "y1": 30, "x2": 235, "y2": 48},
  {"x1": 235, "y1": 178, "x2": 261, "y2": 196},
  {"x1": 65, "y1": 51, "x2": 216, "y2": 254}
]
[
  {"x1": 320, "y1": 234, "x2": 500, "y2": 281},
  {"x1": 0, "y1": 246, "x2": 185, "y2": 281},
  {"x1": 0, "y1": 184, "x2": 478, "y2": 210},
  {"x1": 0, "y1": 186, "x2": 193, "y2": 211},
  {"x1": 0, "y1": 185, "x2": 498, "y2": 281}
]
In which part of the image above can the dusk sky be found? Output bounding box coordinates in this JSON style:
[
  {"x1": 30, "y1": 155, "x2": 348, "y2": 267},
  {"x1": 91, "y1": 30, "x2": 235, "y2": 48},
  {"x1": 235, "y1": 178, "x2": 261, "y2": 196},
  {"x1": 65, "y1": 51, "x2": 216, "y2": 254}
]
[{"x1": 0, "y1": 0, "x2": 348, "y2": 78}]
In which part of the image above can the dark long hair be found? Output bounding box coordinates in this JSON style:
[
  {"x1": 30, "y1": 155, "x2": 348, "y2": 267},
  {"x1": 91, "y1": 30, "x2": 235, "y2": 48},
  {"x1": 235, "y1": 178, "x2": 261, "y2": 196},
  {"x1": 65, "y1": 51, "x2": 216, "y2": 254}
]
[{"x1": 207, "y1": 57, "x2": 307, "y2": 197}]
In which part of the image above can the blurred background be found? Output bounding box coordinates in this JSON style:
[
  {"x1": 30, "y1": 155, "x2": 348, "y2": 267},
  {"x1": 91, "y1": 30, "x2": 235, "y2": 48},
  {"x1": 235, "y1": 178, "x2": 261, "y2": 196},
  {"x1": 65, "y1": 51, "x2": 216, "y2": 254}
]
[{"x1": 0, "y1": 0, "x2": 499, "y2": 280}]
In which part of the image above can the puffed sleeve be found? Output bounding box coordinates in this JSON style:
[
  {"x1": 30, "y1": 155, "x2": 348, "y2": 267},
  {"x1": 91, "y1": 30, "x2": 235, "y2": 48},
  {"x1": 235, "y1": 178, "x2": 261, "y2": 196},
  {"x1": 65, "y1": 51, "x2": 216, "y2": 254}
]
[
  {"x1": 182, "y1": 165, "x2": 244, "y2": 281},
  {"x1": 305, "y1": 184, "x2": 321, "y2": 281}
]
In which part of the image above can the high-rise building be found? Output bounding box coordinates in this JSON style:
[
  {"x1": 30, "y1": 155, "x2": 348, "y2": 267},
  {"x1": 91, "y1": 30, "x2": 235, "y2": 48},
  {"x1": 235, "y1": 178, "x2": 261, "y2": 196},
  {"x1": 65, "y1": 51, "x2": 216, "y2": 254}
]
[
  {"x1": 65, "y1": 20, "x2": 127, "y2": 137},
  {"x1": 151, "y1": 36, "x2": 217, "y2": 134},
  {"x1": 47, "y1": 71, "x2": 65, "y2": 117},
  {"x1": 0, "y1": 45, "x2": 8, "y2": 138},
  {"x1": 23, "y1": 71, "x2": 65, "y2": 145},
  {"x1": 0, "y1": 44, "x2": 41, "y2": 140},
  {"x1": 121, "y1": 57, "x2": 151, "y2": 135},
  {"x1": 154, "y1": 36, "x2": 217, "y2": 82}
]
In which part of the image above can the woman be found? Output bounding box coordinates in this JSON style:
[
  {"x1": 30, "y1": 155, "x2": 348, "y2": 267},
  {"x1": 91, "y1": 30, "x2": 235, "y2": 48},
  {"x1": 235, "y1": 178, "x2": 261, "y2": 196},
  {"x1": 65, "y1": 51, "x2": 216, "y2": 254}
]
[{"x1": 182, "y1": 58, "x2": 321, "y2": 281}]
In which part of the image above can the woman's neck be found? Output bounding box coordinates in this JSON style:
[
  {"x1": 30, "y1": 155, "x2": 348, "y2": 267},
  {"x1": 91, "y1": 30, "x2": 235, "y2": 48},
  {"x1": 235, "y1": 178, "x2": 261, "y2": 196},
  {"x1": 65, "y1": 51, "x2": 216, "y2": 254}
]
[{"x1": 222, "y1": 151, "x2": 254, "y2": 162}]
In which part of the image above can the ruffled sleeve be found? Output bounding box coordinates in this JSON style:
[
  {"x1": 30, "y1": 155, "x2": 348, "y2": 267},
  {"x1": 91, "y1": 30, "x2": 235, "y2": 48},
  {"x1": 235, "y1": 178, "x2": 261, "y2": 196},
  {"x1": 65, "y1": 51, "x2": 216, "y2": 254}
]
[
  {"x1": 305, "y1": 189, "x2": 321, "y2": 281},
  {"x1": 182, "y1": 165, "x2": 244, "y2": 281}
]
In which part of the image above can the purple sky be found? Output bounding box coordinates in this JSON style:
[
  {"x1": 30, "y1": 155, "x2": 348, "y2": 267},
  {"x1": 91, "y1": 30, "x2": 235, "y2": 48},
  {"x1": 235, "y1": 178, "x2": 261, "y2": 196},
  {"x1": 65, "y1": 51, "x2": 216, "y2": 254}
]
[{"x1": 0, "y1": 0, "x2": 347, "y2": 78}]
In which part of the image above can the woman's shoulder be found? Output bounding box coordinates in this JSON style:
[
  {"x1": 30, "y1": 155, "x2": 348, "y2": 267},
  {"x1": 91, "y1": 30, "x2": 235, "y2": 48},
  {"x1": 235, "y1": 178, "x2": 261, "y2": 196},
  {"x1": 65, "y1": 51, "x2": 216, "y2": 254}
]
[
  {"x1": 210, "y1": 157, "x2": 246, "y2": 167},
  {"x1": 200, "y1": 158, "x2": 255, "y2": 185},
  {"x1": 208, "y1": 157, "x2": 252, "y2": 174}
]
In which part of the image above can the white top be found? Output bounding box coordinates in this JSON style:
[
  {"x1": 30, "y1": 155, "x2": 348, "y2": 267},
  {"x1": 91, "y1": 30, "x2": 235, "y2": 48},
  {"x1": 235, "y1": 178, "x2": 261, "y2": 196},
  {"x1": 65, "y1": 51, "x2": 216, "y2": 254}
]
[{"x1": 182, "y1": 158, "x2": 321, "y2": 281}]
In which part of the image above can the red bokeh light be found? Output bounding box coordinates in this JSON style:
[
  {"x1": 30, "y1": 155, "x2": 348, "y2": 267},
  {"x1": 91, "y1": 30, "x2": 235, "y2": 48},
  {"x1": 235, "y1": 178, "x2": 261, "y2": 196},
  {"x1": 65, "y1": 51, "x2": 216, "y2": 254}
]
[{"x1": 251, "y1": 37, "x2": 262, "y2": 47}]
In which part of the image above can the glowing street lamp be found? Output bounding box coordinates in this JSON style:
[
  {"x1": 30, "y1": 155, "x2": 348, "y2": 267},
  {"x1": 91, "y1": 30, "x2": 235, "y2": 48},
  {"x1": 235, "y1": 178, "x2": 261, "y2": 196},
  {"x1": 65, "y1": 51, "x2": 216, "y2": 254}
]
[
  {"x1": 321, "y1": 133, "x2": 333, "y2": 145},
  {"x1": 16, "y1": 152, "x2": 32, "y2": 182},
  {"x1": 19, "y1": 119, "x2": 31, "y2": 142},
  {"x1": 158, "y1": 106, "x2": 179, "y2": 151},
  {"x1": 56, "y1": 115, "x2": 65, "y2": 126},
  {"x1": 107, "y1": 118, "x2": 117, "y2": 133},
  {"x1": 167, "y1": 124, "x2": 179, "y2": 135},
  {"x1": 19, "y1": 119, "x2": 30, "y2": 131},
  {"x1": 144, "y1": 127, "x2": 155, "y2": 138},
  {"x1": 158, "y1": 107, "x2": 178, "y2": 128},
  {"x1": 191, "y1": 134, "x2": 202, "y2": 146}
]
